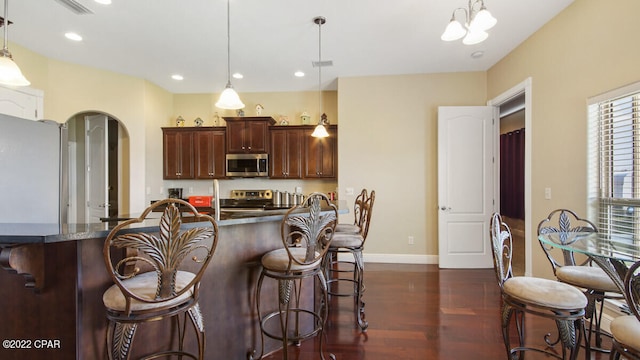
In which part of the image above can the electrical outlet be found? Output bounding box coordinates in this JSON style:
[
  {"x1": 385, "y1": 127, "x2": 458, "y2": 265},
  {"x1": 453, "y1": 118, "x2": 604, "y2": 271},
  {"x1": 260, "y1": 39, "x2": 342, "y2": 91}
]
[
  {"x1": 146, "y1": 186, "x2": 151, "y2": 195},
  {"x1": 408, "y1": 236, "x2": 414, "y2": 245},
  {"x1": 160, "y1": 187, "x2": 164, "y2": 194},
  {"x1": 295, "y1": 186, "x2": 302, "y2": 194},
  {"x1": 346, "y1": 187, "x2": 354, "y2": 196},
  {"x1": 189, "y1": 187, "x2": 194, "y2": 194},
  {"x1": 545, "y1": 187, "x2": 551, "y2": 200}
]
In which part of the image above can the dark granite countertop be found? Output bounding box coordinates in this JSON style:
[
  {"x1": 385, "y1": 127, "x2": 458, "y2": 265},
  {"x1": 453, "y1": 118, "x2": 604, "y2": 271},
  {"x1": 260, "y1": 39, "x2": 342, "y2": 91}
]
[{"x1": 0, "y1": 201, "x2": 348, "y2": 245}]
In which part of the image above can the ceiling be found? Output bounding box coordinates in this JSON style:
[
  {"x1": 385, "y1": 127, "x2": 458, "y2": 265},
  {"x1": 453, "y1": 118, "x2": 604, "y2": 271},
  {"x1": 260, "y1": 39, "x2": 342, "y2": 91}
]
[{"x1": 6, "y1": 0, "x2": 574, "y2": 94}]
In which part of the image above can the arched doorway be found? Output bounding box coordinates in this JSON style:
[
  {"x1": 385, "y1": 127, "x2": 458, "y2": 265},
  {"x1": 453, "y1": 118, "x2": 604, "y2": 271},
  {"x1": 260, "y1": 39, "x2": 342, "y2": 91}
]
[{"x1": 65, "y1": 111, "x2": 130, "y2": 223}]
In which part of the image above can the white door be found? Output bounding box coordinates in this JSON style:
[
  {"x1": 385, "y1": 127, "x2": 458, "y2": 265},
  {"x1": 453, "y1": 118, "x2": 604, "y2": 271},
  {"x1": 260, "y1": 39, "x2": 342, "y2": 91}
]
[
  {"x1": 438, "y1": 106, "x2": 495, "y2": 268},
  {"x1": 85, "y1": 114, "x2": 109, "y2": 222}
]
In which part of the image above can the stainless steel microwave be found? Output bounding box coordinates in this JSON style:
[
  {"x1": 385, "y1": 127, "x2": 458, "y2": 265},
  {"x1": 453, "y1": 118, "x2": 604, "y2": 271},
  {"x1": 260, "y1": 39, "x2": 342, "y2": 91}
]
[{"x1": 226, "y1": 153, "x2": 269, "y2": 177}]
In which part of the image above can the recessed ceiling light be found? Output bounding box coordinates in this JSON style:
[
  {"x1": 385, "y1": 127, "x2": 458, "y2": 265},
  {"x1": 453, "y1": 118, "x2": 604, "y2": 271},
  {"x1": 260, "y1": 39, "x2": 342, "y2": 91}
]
[
  {"x1": 171, "y1": 74, "x2": 184, "y2": 81},
  {"x1": 470, "y1": 51, "x2": 484, "y2": 59},
  {"x1": 294, "y1": 71, "x2": 305, "y2": 77},
  {"x1": 94, "y1": 0, "x2": 112, "y2": 4},
  {"x1": 232, "y1": 73, "x2": 243, "y2": 79},
  {"x1": 64, "y1": 32, "x2": 83, "y2": 41}
]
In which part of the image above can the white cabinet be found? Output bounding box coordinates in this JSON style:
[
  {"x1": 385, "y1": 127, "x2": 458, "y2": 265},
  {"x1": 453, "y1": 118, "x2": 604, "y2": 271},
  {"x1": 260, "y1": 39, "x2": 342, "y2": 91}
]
[{"x1": 0, "y1": 85, "x2": 43, "y2": 120}]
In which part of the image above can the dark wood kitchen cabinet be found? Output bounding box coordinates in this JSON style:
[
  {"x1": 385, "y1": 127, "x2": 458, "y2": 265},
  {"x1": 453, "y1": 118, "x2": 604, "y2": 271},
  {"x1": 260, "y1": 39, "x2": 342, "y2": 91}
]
[
  {"x1": 270, "y1": 127, "x2": 303, "y2": 179},
  {"x1": 194, "y1": 127, "x2": 226, "y2": 179},
  {"x1": 162, "y1": 127, "x2": 194, "y2": 179},
  {"x1": 304, "y1": 125, "x2": 337, "y2": 179},
  {"x1": 224, "y1": 116, "x2": 275, "y2": 154}
]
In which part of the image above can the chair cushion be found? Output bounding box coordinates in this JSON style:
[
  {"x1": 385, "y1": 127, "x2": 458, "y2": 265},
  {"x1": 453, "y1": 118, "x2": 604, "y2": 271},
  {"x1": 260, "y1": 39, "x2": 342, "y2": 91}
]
[
  {"x1": 103, "y1": 271, "x2": 195, "y2": 312},
  {"x1": 556, "y1": 265, "x2": 620, "y2": 293},
  {"x1": 610, "y1": 315, "x2": 640, "y2": 351},
  {"x1": 330, "y1": 232, "x2": 364, "y2": 248},
  {"x1": 503, "y1": 276, "x2": 587, "y2": 310},
  {"x1": 261, "y1": 247, "x2": 321, "y2": 272},
  {"x1": 335, "y1": 223, "x2": 360, "y2": 234}
]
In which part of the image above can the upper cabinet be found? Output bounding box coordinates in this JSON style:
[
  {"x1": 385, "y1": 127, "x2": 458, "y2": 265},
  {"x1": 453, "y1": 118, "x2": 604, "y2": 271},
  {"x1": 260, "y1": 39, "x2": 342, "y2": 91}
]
[
  {"x1": 162, "y1": 128, "x2": 194, "y2": 179},
  {"x1": 270, "y1": 127, "x2": 303, "y2": 179},
  {"x1": 0, "y1": 85, "x2": 44, "y2": 121},
  {"x1": 303, "y1": 125, "x2": 337, "y2": 179},
  {"x1": 224, "y1": 116, "x2": 275, "y2": 154},
  {"x1": 194, "y1": 128, "x2": 226, "y2": 179},
  {"x1": 162, "y1": 127, "x2": 227, "y2": 180}
]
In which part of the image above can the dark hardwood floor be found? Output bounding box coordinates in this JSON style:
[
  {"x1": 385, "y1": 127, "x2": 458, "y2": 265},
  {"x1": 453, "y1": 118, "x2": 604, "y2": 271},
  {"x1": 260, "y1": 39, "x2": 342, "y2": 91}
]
[{"x1": 262, "y1": 263, "x2": 610, "y2": 360}]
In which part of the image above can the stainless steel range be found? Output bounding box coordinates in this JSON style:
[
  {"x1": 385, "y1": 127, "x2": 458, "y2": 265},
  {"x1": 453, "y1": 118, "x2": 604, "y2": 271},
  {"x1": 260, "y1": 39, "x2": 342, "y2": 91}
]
[{"x1": 220, "y1": 189, "x2": 282, "y2": 210}]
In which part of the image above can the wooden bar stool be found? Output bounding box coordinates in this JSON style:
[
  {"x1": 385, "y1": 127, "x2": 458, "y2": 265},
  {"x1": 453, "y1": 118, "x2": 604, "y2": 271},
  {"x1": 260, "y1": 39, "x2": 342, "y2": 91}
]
[
  {"x1": 248, "y1": 193, "x2": 338, "y2": 360},
  {"x1": 102, "y1": 198, "x2": 218, "y2": 360}
]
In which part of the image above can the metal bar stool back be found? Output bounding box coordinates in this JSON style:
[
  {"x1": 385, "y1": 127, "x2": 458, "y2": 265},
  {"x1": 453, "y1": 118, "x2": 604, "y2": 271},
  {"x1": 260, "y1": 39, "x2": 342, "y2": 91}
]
[
  {"x1": 249, "y1": 193, "x2": 338, "y2": 360},
  {"x1": 102, "y1": 198, "x2": 218, "y2": 360},
  {"x1": 491, "y1": 212, "x2": 587, "y2": 360}
]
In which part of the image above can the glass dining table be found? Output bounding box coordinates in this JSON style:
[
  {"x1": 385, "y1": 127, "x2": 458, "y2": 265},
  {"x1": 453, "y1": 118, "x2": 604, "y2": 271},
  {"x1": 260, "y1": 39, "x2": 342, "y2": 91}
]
[{"x1": 538, "y1": 231, "x2": 640, "y2": 295}]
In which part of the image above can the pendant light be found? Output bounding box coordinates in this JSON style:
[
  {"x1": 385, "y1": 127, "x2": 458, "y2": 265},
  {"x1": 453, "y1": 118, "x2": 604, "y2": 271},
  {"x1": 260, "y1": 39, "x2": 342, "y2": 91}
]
[
  {"x1": 215, "y1": 0, "x2": 244, "y2": 110},
  {"x1": 311, "y1": 16, "x2": 329, "y2": 138},
  {"x1": 0, "y1": 0, "x2": 29, "y2": 87},
  {"x1": 441, "y1": 0, "x2": 496, "y2": 45}
]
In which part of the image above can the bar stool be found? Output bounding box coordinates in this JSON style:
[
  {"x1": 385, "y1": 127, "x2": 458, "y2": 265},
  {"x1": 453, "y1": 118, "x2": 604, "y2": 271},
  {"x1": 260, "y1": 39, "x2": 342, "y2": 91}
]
[
  {"x1": 324, "y1": 189, "x2": 375, "y2": 331},
  {"x1": 538, "y1": 209, "x2": 623, "y2": 353},
  {"x1": 249, "y1": 193, "x2": 338, "y2": 360},
  {"x1": 491, "y1": 212, "x2": 587, "y2": 360},
  {"x1": 102, "y1": 198, "x2": 218, "y2": 360}
]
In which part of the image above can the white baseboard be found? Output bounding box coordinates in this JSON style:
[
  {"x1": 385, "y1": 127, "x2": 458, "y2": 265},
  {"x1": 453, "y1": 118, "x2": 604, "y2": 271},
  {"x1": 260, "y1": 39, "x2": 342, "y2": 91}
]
[{"x1": 337, "y1": 253, "x2": 438, "y2": 264}]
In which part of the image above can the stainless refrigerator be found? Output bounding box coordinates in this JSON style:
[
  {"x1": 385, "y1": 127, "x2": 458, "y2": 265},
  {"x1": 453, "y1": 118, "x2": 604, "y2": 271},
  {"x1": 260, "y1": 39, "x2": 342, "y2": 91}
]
[{"x1": 0, "y1": 114, "x2": 68, "y2": 223}]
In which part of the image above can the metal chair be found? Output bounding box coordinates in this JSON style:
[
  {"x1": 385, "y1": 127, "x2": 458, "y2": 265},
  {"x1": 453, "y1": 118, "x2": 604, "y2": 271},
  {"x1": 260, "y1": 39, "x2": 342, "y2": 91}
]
[
  {"x1": 102, "y1": 198, "x2": 218, "y2": 360},
  {"x1": 334, "y1": 188, "x2": 368, "y2": 234},
  {"x1": 324, "y1": 189, "x2": 375, "y2": 331},
  {"x1": 249, "y1": 193, "x2": 338, "y2": 360},
  {"x1": 491, "y1": 212, "x2": 587, "y2": 360},
  {"x1": 537, "y1": 209, "x2": 623, "y2": 353},
  {"x1": 610, "y1": 259, "x2": 640, "y2": 360}
]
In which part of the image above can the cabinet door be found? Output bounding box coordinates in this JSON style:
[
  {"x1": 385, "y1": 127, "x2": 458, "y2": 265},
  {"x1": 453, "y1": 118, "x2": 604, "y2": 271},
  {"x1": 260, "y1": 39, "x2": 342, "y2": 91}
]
[
  {"x1": 246, "y1": 121, "x2": 269, "y2": 153},
  {"x1": 270, "y1": 128, "x2": 302, "y2": 179},
  {"x1": 304, "y1": 127, "x2": 337, "y2": 178},
  {"x1": 226, "y1": 121, "x2": 246, "y2": 153},
  {"x1": 163, "y1": 129, "x2": 194, "y2": 179},
  {"x1": 195, "y1": 129, "x2": 226, "y2": 179}
]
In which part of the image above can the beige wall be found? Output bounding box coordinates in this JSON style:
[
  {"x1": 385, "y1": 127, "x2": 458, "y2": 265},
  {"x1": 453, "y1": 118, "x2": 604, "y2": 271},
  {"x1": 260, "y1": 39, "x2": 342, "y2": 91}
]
[
  {"x1": 487, "y1": 0, "x2": 640, "y2": 277},
  {"x1": 337, "y1": 72, "x2": 487, "y2": 262},
  {"x1": 9, "y1": 0, "x2": 632, "y2": 272}
]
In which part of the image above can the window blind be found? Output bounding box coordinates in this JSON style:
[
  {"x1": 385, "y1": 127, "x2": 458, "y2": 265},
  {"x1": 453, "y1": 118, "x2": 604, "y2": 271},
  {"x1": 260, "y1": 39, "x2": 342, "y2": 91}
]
[{"x1": 588, "y1": 82, "x2": 640, "y2": 243}]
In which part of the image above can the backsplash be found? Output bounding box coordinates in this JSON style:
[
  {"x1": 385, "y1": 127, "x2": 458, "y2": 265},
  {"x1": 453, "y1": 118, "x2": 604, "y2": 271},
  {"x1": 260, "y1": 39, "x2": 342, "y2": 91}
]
[{"x1": 151, "y1": 178, "x2": 338, "y2": 203}]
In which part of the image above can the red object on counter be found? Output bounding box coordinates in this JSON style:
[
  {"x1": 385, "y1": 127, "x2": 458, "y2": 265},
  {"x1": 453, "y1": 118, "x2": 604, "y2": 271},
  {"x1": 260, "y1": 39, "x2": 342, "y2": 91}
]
[{"x1": 189, "y1": 196, "x2": 213, "y2": 207}]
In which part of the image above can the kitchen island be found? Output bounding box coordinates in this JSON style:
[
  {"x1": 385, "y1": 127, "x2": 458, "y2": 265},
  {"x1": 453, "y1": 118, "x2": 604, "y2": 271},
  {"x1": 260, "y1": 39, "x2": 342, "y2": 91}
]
[{"x1": 0, "y1": 202, "x2": 347, "y2": 360}]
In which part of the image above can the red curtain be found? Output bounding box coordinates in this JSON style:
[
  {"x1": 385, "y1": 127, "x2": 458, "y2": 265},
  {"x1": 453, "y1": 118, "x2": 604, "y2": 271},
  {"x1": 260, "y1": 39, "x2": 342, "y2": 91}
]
[{"x1": 500, "y1": 128, "x2": 525, "y2": 219}]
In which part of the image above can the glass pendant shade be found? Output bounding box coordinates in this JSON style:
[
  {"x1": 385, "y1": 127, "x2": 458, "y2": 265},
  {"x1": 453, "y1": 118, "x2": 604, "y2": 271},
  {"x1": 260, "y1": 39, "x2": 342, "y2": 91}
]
[
  {"x1": 441, "y1": 19, "x2": 466, "y2": 41},
  {"x1": 462, "y1": 29, "x2": 488, "y2": 45},
  {"x1": 311, "y1": 123, "x2": 329, "y2": 138},
  {"x1": 215, "y1": 82, "x2": 244, "y2": 110},
  {"x1": 0, "y1": 53, "x2": 29, "y2": 86},
  {"x1": 0, "y1": 0, "x2": 29, "y2": 87},
  {"x1": 470, "y1": 8, "x2": 496, "y2": 31}
]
